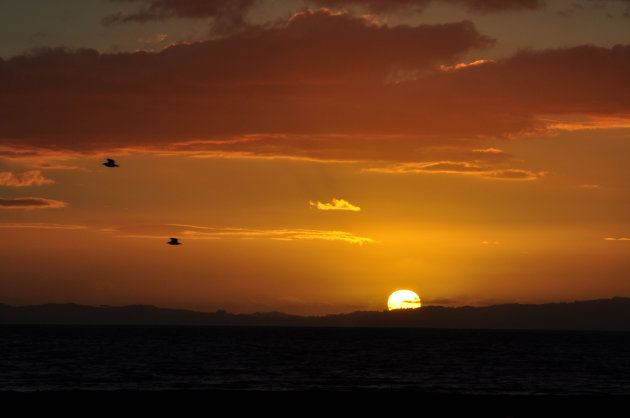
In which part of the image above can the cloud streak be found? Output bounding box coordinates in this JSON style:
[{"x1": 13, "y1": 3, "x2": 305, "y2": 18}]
[
  {"x1": 0, "y1": 197, "x2": 67, "y2": 209},
  {"x1": 366, "y1": 161, "x2": 541, "y2": 180},
  {"x1": 0, "y1": 222, "x2": 87, "y2": 229},
  {"x1": 106, "y1": 223, "x2": 374, "y2": 245}
]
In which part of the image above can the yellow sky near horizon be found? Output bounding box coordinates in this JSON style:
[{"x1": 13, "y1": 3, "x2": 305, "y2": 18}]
[{"x1": 3, "y1": 127, "x2": 630, "y2": 314}]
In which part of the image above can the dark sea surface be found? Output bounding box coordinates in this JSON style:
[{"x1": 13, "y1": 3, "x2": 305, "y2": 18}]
[{"x1": 1, "y1": 325, "x2": 629, "y2": 394}]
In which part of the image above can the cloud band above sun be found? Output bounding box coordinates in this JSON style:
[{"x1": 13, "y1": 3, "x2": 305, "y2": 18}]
[{"x1": 2, "y1": 8, "x2": 629, "y2": 168}]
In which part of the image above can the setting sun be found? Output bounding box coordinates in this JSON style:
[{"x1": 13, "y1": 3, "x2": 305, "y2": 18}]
[{"x1": 387, "y1": 290, "x2": 421, "y2": 311}]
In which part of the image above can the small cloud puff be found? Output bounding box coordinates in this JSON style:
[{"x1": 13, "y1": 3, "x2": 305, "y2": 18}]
[
  {"x1": 0, "y1": 170, "x2": 54, "y2": 187},
  {"x1": 309, "y1": 198, "x2": 361, "y2": 212}
]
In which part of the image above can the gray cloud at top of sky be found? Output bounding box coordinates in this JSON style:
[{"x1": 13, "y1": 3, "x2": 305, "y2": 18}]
[
  {"x1": 103, "y1": 0, "x2": 546, "y2": 20},
  {"x1": 101, "y1": 0, "x2": 547, "y2": 34}
]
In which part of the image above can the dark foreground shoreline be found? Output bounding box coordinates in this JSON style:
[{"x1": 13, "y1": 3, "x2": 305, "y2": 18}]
[{"x1": 2, "y1": 297, "x2": 630, "y2": 330}]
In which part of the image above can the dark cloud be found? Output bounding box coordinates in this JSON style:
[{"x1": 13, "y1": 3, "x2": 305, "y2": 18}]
[
  {"x1": 104, "y1": 0, "x2": 546, "y2": 29},
  {"x1": 1, "y1": 10, "x2": 629, "y2": 164},
  {"x1": 0, "y1": 10, "x2": 491, "y2": 157},
  {"x1": 582, "y1": 0, "x2": 630, "y2": 18},
  {"x1": 0, "y1": 197, "x2": 67, "y2": 209},
  {"x1": 104, "y1": 0, "x2": 258, "y2": 34},
  {"x1": 312, "y1": 0, "x2": 544, "y2": 13},
  {"x1": 446, "y1": 0, "x2": 544, "y2": 12},
  {"x1": 310, "y1": 0, "x2": 432, "y2": 13}
]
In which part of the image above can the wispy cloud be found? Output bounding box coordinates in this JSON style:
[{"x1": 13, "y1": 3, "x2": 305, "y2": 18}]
[
  {"x1": 179, "y1": 226, "x2": 375, "y2": 245},
  {"x1": 0, "y1": 222, "x2": 87, "y2": 229},
  {"x1": 0, "y1": 197, "x2": 67, "y2": 209},
  {"x1": 103, "y1": 0, "x2": 256, "y2": 35},
  {"x1": 482, "y1": 240, "x2": 501, "y2": 245},
  {"x1": 0, "y1": 171, "x2": 54, "y2": 187},
  {"x1": 472, "y1": 148, "x2": 508, "y2": 156},
  {"x1": 577, "y1": 184, "x2": 600, "y2": 189},
  {"x1": 106, "y1": 224, "x2": 374, "y2": 245},
  {"x1": 544, "y1": 115, "x2": 630, "y2": 132},
  {"x1": 309, "y1": 198, "x2": 361, "y2": 212},
  {"x1": 35, "y1": 163, "x2": 87, "y2": 171},
  {"x1": 366, "y1": 161, "x2": 541, "y2": 180},
  {"x1": 604, "y1": 237, "x2": 630, "y2": 241}
]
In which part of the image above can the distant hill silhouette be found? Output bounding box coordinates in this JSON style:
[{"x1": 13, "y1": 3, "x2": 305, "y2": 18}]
[{"x1": 1, "y1": 298, "x2": 629, "y2": 330}]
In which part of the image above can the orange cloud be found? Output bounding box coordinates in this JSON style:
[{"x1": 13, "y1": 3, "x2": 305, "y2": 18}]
[
  {"x1": 309, "y1": 198, "x2": 361, "y2": 211},
  {"x1": 34, "y1": 164, "x2": 87, "y2": 171},
  {"x1": 106, "y1": 223, "x2": 374, "y2": 245},
  {"x1": 0, "y1": 170, "x2": 54, "y2": 186},
  {"x1": 472, "y1": 148, "x2": 505, "y2": 154},
  {"x1": 440, "y1": 59, "x2": 495, "y2": 72},
  {"x1": 0, "y1": 197, "x2": 67, "y2": 209},
  {"x1": 366, "y1": 161, "x2": 540, "y2": 180}
]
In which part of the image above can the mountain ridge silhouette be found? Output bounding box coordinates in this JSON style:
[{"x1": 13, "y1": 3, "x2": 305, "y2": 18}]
[{"x1": 1, "y1": 297, "x2": 629, "y2": 330}]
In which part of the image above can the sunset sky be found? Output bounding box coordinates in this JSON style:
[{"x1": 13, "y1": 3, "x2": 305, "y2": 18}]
[{"x1": 1, "y1": 0, "x2": 630, "y2": 315}]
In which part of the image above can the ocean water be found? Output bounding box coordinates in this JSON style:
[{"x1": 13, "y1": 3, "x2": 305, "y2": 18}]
[{"x1": 1, "y1": 325, "x2": 629, "y2": 393}]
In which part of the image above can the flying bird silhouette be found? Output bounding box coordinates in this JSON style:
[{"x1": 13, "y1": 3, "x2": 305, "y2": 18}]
[
  {"x1": 103, "y1": 158, "x2": 119, "y2": 167},
  {"x1": 167, "y1": 238, "x2": 181, "y2": 245}
]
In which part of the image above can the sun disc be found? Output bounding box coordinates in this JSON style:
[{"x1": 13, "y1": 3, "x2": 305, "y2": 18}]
[{"x1": 388, "y1": 290, "x2": 421, "y2": 310}]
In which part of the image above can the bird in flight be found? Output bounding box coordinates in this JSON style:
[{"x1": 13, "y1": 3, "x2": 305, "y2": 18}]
[
  {"x1": 103, "y1": 158, "x2": 119, "y2": 167},
  {"x1": 167, "y1": 238, "x2": 182, "y2": 245}
]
